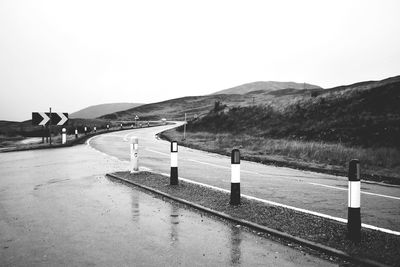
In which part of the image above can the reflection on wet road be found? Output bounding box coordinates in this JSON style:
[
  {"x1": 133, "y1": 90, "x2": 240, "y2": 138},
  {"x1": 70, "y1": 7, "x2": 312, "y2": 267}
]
[{"x1": 0, "y1": 144, "x2": 336, "y2": 266}]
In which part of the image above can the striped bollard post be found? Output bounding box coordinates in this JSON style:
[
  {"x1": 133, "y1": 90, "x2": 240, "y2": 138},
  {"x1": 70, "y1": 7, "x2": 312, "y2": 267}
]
[
  {"x1": 61, "y1": 128, "x2": 66, "y2": 144},
  {"x1": 107, "y1": 124, "x2": 109, "y2": 131},
  {"x1": 94, "y1": 126, "x2": 96, "y2": 133},
  {"x1": 230, "y1": 149, "x2": 241, "y2": 205},
  {"x1": 130, "y1": 137, "x2": 139, "y2": 173},
  {"x1": 84, "y1": 126, "x2": 87, "y2": 135},
  {"x1": 348, "y1": 159, "x2": 361, "y2": 242},
  {"x1": 170, "y1": 141, "x2": 178, "y2": 185},
  {"x1": 75, "y1": 129, "x2": 78, "y2": 139},
  {"x1": 120, "y1": 124, "x2": 123, "y2": 129}
]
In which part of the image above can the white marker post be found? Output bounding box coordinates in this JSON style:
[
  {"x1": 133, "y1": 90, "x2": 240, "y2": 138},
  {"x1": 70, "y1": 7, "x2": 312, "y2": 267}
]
[
  {"x1": 75, "y1": 128, "x2": 78, "y2": 139},
  {"x1": 61, "y1": 128, "x2": 66, "y2": 144},
  {"x1": 94, "y1": 126, "x2": 96, "y2": 133},
  {"x1": 170, "y1": 141, "x2": 178, "y2": 185},
  {"x1": 84, "y1": 126, "x2": 87, "y2": 135},
  {"x1": 230, "y1": 149, "x2": 241, "y2": 205},
  {"x1": 348, "y1": 159, "x2": 361, "y2": 242},
  {"x1": 107, "y1": 124, "x2": 109, "y2": 131},
  {"x1": 130, "y1": 137, "x2": 139, "y2": 173},
  {"x1": 120, "y1": 124, "x2": 123, "y2": 130}
]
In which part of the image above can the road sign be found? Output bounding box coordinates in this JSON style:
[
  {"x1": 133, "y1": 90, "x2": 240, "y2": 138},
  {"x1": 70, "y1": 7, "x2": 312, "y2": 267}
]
[
  {"x1": 32, "y1": 112, "x2": 50, "y2": 126},
  {"x1": 32, "y1": 112, "x2": 68, "y2": 126}
]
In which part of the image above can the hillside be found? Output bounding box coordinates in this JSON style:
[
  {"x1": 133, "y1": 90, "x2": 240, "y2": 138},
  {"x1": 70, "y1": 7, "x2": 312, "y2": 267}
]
[
  {"x1": 187, "y1": 75, "x2": 400, "y2": 148},
  {"x1": 70, "y1": 103, "x2": 143, "y2": 119},
  {"x1": 212, "y1": 81, "x2": 321, "y2": 95},
  {"x1": 99, "y1": 88, "x2": 323, "y2": 121}
]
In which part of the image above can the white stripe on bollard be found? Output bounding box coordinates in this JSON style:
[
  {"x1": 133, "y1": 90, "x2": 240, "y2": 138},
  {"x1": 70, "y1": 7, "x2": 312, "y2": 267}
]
[
  {"x1": 130, "y1": 137, "x2": 139, "y2": 173},
  {"x1": 231, "y1": 164, "x2": 240, "y2": 183},
  {"x1": 75, "y1": 129, "x2": 78, "y2": 139},
  {"x1": 348, "y1": 181, "x2": 361, "y2": 208},
  {"x1": 61, "y1": 128, "x2": 66, "y2": 144}
]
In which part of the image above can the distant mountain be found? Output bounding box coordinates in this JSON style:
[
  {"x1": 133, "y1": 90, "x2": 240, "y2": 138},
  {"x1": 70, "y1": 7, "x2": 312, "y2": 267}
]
[
  {"x1": 70, "y1": 103, "x2": 144, "y2": 119},
  {"x1": 212, "y1": 81, "x2": 322, "y2": 95}
]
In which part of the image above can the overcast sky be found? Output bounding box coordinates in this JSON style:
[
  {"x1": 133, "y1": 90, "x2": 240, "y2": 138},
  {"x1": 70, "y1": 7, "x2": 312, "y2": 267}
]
[{"x1": 1, "y1": 0, "x2": 399, "y2": 121}]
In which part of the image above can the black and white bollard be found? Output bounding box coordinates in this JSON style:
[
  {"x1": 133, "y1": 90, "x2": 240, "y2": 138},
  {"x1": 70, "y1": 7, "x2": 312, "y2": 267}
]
[
  {"x1": 130, "y1": 137, "x2": 139, "y2": 173},
  {"x1": 75, "y1": 128, "x2": 78, "y2": 139},
  {"x1": 120, "y1": 124, "x2": 123, "y2": 129},
  {"x1": 170, "y1": 141, "x2": 178, "y2": 185},
  {"x1": 230, "y1": 149, "x2": 241, "y2": 205},
  {"x1": 61, "y1": 128, "x2": 66, "y2": 144},
  {"x1": 348, "y1": 159, "x2": 361, "y2": 242},
  {"x1": 107, "y1": 124, "x2": 109, "y2": 131},
  {"x1": 94, "y1": 126, "x2": 96, "y2": 133},
  {"x1": 84, "y1": 126, "x2": 87, "y2": 135}
]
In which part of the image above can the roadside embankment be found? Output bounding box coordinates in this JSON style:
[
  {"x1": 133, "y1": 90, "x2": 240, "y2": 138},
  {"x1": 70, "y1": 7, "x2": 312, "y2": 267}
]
[
  {"x1": 107, "y1": 171, "x2": 399, "y2": 267},
  {"x1": 0, "y1": 123, "x2": 165, "y2": 153},
  {"x1": 160, "y1": 128, "x2": 400, "y2": 186}
]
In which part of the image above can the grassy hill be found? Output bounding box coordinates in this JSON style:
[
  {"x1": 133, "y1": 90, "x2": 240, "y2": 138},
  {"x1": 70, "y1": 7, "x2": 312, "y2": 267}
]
[
  {"x1": 99, "y1": 87, "x2": 324, "y2": 121},
  {"x1": 70, "y1": 103, "x2": 143, "y2": 119},
  {"x1": 212, "y1": 81, "x2": 321, "y2": 95},
  {"x1": 188, "y1": 75, "x2": 400, "y2": 148}
]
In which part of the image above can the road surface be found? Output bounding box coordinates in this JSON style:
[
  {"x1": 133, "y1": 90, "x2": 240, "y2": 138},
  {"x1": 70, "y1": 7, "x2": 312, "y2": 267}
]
[
  {"x1": 89, "y1": 123, "x2": 400, "y2": 233},
  {"x1": 0, "y1": 141, "x2": 335, "y2": 266}
]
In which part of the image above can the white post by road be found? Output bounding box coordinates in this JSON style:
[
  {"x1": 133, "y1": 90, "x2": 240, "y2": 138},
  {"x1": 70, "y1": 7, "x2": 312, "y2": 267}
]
[
  {"x1": 61, "y1": 128, "x2": 66, "y2": 144},
  {"x1": 170, "y1": 141, "x2": 178, "y2": 185},
  {"x1": 130, "y1": 137, "x2": 139, "y2": 173},
  {"x1": 94, "y1": 126, "x2": 96, "y2": 133}
]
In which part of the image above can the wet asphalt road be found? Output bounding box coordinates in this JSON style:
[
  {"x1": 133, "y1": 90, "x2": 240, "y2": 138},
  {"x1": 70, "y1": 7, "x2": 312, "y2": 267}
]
[
  {"x1": 89, "y1": 123, "x2": 400, "y2": 233},
  {"x1": 0, "y1": 143, "x2": 335, "y2": 266}
]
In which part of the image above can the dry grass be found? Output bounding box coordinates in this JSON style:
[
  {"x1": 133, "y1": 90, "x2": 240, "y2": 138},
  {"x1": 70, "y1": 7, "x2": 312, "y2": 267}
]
[{"x1": 164, "y1": 130, "x2": 400, "y2": 179}]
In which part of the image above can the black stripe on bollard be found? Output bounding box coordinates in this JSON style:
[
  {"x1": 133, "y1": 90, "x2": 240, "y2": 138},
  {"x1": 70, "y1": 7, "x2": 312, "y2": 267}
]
[
  {"x1": 230, "y1": 149, "x2": 241, "y2": 205},
  {"x1": 170, "y1": 141, "x2": 178, "y2": 185},
  {"x1": 348, "y1": 159, "x2": 361, "y2": 242}
]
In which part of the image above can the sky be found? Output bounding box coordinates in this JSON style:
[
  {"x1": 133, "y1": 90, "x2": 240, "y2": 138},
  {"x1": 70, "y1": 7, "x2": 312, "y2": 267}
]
[{"x1": 0, "y1": 0, "x2": 399, "y2": 121}]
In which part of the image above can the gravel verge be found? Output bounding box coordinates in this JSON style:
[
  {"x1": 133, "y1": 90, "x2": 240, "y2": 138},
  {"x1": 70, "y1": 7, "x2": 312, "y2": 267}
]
[{"x1": 108, "y1": 171, "x2": 399, "y2": 267}]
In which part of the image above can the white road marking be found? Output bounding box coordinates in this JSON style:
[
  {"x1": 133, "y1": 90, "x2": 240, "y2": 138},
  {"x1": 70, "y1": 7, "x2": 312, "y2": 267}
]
[
  {"x1": 157, "y1": 172, "x2": 400, "y2": 236},
  {"x1": 145, "y1": 148, "x2": 169, "y2": 157},
  {"x1": 308, "y1": 182, "x2": 400, "y2": 200}
]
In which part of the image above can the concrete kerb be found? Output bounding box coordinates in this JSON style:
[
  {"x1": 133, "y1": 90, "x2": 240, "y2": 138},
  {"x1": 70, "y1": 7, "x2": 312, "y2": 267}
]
[{"x1": 106, "y1": 172, "x2": 389, "y2": 267}]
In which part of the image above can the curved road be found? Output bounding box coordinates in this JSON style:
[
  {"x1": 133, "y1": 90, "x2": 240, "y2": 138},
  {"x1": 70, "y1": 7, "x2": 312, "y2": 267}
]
[
  {"x1": 0, "y1": 129, "x2": 335, "y2": 266},
  {"x1": 89, "y1": 122, "x2": 400, "y2": 233}
]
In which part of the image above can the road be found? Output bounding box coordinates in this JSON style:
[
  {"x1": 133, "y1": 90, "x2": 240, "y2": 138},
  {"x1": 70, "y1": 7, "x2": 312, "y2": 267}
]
[
  {"x1": 89, "y1": 123, "x2": 400, "y2": 233},
  {"x1": 0, "y1": 138, "x2": 335, "y2": 266}
]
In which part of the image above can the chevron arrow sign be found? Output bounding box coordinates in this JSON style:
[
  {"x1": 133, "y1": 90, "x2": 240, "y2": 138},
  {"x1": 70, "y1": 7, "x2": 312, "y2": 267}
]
[{"x1": 32, "y1": 112, "x2": 68, "y2": 126}]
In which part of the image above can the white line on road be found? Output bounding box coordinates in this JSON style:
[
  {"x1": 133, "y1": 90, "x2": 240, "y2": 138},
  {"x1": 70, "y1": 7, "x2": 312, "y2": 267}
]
[
  {"x1": 145, "y1": 148, "x2": 169, "y2": 157},
  {"x1": 308, "y1": 182, "x2": 400, "y2": 200}
]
